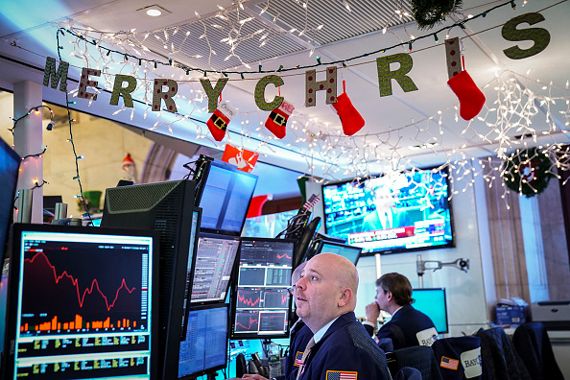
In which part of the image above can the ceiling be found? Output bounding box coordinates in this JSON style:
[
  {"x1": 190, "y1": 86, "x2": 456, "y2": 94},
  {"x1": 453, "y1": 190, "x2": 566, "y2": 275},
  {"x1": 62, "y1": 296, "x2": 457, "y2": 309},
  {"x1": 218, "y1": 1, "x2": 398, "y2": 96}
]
[{"x1": 0, "y1": 0, "x2": 569, "y2": 179}]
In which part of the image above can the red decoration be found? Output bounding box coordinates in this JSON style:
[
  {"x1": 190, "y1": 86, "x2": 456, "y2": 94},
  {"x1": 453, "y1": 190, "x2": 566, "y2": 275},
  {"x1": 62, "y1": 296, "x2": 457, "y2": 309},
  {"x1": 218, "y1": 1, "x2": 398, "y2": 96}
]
[
  {"x1": 221, "y1": 144, "x2": 259, "y2": 173},
  {"x1": 265, "y1": 101, "x2": 294, "y2": 139},
  {"x1": 246, "y1": 195, "x2": 271, "y2": 218},
  {"x1": 206, "y1": 108, "x2": 230, "y2": 141},
  {"x1": 448, "y1": 70, "x2": 486, "y2": 121},
  {"x1": 332, "y1": 81, "x2": 365, "y2": 136}
]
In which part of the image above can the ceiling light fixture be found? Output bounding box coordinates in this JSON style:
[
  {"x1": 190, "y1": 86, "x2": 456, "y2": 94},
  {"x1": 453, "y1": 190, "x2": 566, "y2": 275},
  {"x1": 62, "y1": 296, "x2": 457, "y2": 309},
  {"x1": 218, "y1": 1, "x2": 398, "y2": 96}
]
[{"x1": 146, "y1": 8, "x2": 162, "y2": 17}]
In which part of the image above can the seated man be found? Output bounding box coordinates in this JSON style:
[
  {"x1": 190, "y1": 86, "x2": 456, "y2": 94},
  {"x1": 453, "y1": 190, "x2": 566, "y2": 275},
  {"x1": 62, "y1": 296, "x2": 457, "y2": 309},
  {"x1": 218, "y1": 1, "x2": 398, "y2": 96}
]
[
  {"x1": 364, "y1": 272, "x2": 437, "y2": 350},
  {"x1": 244, "y1": 254, "x2": 391, "y2": 380}
]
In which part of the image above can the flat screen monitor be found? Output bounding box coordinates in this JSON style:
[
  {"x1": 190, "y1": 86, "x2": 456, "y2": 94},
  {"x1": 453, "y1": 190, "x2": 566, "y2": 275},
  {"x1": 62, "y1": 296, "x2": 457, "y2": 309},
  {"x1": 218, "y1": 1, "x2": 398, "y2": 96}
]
[
  {"x1": 3, "y1": 223, "x2": 158, "y2": 379},
  {"x1": 102, "y1": 180, "x2": 198, "y2": 379},
  {"x1": 198, "y1": 160, "x2": 258, "y2": 235},
  {"x1": 231, "y1": 238, "x2": 294, "y2": 339},
  {"x1": 180, "y1": 210, "x2": 201, "y2": 335},
  {"x1": 0, "y1": 137, "x2": 20, "y2": 266},
  {"x1": 318, "y1": 241, "x2": 362, "y2": 265},
  {"x1": 190, "y1": 232, "x2": 240, "y2": 304},
  {"x1": 412, "y1": 288, "x2": 448, "y2": 334},
  {"x1": 322, "y1": 167, "x2": 454, "y2": 255},
  {"x1": 178, "y1": 304, "x2": 228, "y2": 379}
]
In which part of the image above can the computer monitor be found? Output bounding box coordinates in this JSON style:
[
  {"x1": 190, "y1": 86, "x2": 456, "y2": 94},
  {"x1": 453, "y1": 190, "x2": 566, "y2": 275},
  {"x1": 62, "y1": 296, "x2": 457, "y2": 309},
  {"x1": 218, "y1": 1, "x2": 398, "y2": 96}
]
[
  {"x1": 412, "y1": 288, "x2": 449, "y2": 334},
  {"x1": 101, "y1": 180, "x2": 199, "y2": 379},
  {"x1": 180, "y1": 210, "x2": 201, "y2": 336},
  {"x1": 3, "y1": 223, "x2": 158, "y2": 379},
  {"x1": 231, "y1": 238, "x2": 294, "y2": 339},
  {"x1": 0, "y1": 137, "x2": 20, "y2": 267},
  {"x1": 318, "y1": 241, "x2": 362, "y2": 265},
  {"x1": 190, "y1": 232, "x2": 240, "y2": 305},
  {"x1": 178, "y1": 304, "x2": 229, "y2": 379},
  {"x1": 198, "y1": 159, "x2": 258, "y2": 235}
]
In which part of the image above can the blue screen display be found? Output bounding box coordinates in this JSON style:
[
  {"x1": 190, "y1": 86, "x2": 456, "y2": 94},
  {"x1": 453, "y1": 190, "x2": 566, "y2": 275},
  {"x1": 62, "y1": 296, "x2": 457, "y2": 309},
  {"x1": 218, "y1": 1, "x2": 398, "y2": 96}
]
[
  {"x1": 199, "y1": 161, "x2": 257, "y2": 234},
  {"x1": 412, "y1": 288, "x2": 448, "y2": 334},
  {"x1": 320, "y1": 242, "x2": 362, "y2": 265},
  {"x1": 322, "y1": 168, "x2": 453, "y2": 254},
  {"x1": 178, "y1": 305, "x2": 228, "y2": 378}
]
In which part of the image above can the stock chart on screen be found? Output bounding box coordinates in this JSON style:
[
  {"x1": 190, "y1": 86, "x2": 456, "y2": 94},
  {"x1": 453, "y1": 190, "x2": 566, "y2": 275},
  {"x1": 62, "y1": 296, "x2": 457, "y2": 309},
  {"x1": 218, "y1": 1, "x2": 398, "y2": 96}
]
[
  {"x1": 4, "y1": 226, "x2": 156, "y2": 379},
  {"x1": 232, "y1": 238, "x2": 294, "y2": 339}
]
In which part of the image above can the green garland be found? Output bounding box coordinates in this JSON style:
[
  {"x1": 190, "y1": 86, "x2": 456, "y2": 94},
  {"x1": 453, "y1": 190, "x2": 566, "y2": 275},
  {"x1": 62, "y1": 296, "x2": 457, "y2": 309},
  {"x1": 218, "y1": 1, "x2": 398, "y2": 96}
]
[
  {"x1": 502, "y1": 148, "x2": 553, "y2": 197},
  {"x1": 411, "y1": 0, "x2": 463, "y2": 30}
]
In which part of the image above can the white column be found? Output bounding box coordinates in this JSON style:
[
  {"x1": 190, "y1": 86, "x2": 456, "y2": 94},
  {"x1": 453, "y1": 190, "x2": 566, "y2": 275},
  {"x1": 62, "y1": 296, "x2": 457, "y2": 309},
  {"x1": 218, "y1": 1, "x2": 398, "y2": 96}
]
[{"x1": 13, "y1": 81, "x2": 43, "y2": 224}]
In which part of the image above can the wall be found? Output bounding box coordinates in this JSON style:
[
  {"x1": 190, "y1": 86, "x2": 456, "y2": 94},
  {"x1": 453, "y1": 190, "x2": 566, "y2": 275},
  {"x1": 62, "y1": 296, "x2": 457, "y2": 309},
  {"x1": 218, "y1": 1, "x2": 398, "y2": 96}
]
[{"x1": 0, "y1": 91, "x2": 152, "y2": 215}]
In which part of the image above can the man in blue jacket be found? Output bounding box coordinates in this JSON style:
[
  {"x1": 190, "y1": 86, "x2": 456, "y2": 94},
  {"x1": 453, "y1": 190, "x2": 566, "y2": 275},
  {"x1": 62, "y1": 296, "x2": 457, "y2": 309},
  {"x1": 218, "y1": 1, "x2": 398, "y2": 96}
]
[
  {"x1": 244, "y1": 254, "x2": 391, "y2": 380},
  {"x1": 364, "y1": 272, "x2": 437, "y2": 350}
]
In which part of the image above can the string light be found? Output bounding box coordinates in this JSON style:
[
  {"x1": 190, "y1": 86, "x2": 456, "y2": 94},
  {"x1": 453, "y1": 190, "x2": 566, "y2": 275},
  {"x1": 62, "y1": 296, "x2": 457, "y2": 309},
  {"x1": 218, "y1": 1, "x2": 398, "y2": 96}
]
[{"x1": 57, "y1": 0, "x2": 519, "y2": 78}]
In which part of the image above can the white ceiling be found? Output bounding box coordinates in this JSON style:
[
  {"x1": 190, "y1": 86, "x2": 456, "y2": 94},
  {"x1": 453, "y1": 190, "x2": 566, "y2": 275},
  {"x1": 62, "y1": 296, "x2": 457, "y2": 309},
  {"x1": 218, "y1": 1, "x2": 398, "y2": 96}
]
[{"x1": 0, "y1": 0, "x2": 569, "y2": 179}]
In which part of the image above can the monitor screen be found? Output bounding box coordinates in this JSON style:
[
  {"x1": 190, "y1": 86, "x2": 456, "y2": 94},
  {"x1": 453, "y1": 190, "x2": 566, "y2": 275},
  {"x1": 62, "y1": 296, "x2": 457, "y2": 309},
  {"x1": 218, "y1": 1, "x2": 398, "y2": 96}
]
[
  {"x1": 199, "y1": 160, "x2": 258, "y2": 235},
  {"x1": 178, "y1": 304, "x2": 228, "y2": 378},
  {"x1": 231, "y1": 238, "x2": 294, "y2": 339},
  {"x1": 0, "y1": 137, "x2": 20, "y2": 266},
  {"x1": 322, "y1": 167, "x2": 454, "y2": 255},
  {"x1": 319, "y1": 241, "x2": 362, "y2": 265},
  {"x1": 190, "y1": 232, "x2": 240, "y2": 304},
  {"x1": 180, "y1": 210, "x2": 201, "y2": 335},
  {"x1": 3, "y1": 224, "x2": 158, "y2": 379},
  {"x1": 412, "y1": 288, "x2": 448, "y2": 334}
]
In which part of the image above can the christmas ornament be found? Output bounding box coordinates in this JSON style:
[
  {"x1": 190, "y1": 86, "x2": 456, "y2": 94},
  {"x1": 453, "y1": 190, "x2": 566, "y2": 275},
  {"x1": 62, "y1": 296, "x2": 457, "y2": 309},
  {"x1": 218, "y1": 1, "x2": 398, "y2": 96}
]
[
  {"x1": 502, "y1": 148, "x2": 553, "y2": 197},
  {"x1": 221, "y1": 144, "x2": 259, "y2": 173},
  {"x1": 206, "y1": 108, "x2": 230, "y2": 141},
  {"x1": 122, "y1": 152, "x2": 137, "y2": 182},
  {"x1": 332, "y1": 81, "x2": 365, "y2": 136},
  {"x1": 265, "y1": 101, "x2": 294, "y2": 139},
  {"x1": 411, "y1": 0, "x2": 463, "y2": 30},
  {"x1": 448, "y1": 70, "x2": 486, "y2": 121}
]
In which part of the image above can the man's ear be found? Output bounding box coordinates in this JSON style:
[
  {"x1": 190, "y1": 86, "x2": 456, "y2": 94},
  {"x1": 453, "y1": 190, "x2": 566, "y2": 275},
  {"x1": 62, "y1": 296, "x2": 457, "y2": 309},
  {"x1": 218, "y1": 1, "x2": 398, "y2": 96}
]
[
  {"x1": 386, "y1": 290, "x2": 394, "y2": 302},
  {"x1": 337, "y1": 288, "x2": 353, "y2": 308}
]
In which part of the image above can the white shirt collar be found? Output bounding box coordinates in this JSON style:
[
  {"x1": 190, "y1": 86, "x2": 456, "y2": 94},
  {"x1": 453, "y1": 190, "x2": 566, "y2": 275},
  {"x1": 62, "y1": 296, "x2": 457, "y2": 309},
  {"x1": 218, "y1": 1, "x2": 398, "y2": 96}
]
[
  {"x1": 313, "y1": 317, "x2": 340, "y2": 343},
  {"x1": 390, "y1": 305, "x2": 404, "y2": 317}
]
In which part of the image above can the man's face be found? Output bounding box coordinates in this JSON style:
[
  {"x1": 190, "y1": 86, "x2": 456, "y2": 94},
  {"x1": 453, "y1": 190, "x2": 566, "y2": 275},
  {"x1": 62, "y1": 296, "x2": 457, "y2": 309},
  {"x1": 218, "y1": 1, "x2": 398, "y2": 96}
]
[
  {"x1": 294, "y1": 256, "x2": 343, "y2": 331},
  {"x1": 375, "y1": 285, "x2": 391, "y2": 311}
]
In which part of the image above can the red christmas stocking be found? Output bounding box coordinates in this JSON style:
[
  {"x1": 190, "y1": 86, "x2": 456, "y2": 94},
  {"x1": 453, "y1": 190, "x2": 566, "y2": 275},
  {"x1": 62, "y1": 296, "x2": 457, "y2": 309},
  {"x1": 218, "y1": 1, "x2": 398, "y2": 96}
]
[
  {"x1": 332, "y1": 83, "x2": 365, "y2": 136},
  {"x1": 265, "y1": 101, "x2": 294, "y2": 139},
  {"x1": 447, "y1": 70, "x2": 486, "y2": 121},
  {"x1": 206, "y1": 108, "x2": 230, "y2": 141}
]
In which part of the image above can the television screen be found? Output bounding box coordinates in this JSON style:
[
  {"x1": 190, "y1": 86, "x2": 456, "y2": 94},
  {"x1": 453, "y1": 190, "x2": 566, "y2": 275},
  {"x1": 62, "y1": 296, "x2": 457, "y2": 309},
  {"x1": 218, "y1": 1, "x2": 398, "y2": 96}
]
[
  {"x1": 318, "y1": 241, "x2": 362, "y2": 265},
  {"x1": 3, "y1": 224, "x2": 158, "y2": 379},
  {"x1": 0, "y1": 137, "x2": 20, "y2": 266},
  {"x1": 322, "y1": 167, "x2": 453, "y2": 255},
  {"x1": 199, "y1": 160, "x2": 258, "y2": 235},
  {"x1": 231, "y1": 238, "x2": 294, "y2": 339},
  {"x1": 178, "y1": 304, "x2": 228, "y2": 379},
  {"x1": 190, "y1": 232, "x2": 240, "y2": 304},
  {"x1": 412, "y1": 288, "x2": 448, "y2": 334}
]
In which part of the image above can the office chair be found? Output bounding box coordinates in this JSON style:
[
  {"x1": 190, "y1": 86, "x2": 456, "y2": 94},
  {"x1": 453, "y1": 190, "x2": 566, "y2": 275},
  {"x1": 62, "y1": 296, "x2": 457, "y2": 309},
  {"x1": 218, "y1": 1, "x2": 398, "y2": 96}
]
[
  {"x1": 431, "y1": 336, "x2": 482, "y2": 380},
  {"x1": 512, "y1": 322, "x2": 563, "y2": 380},
  {"x1": 475, "y1": 327, "x2": 530, "y2": 380},
  {"x1": 391, "y1": 346, "x2": 443, "y2": 380}
]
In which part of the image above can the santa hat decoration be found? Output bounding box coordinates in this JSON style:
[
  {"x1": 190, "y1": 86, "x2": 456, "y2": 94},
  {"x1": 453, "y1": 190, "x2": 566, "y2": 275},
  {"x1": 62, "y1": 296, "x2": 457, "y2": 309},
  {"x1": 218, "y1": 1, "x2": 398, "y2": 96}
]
[{"x1": 122, "y1": 153, "x2": 137, "y2": 182}]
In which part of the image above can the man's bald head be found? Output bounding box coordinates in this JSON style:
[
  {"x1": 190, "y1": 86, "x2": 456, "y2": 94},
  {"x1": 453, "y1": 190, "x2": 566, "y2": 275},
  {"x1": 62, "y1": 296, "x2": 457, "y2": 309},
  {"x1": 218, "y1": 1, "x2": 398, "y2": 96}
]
[{"x1": 316, "y1": 253, "x2": 359, "y2": 308}]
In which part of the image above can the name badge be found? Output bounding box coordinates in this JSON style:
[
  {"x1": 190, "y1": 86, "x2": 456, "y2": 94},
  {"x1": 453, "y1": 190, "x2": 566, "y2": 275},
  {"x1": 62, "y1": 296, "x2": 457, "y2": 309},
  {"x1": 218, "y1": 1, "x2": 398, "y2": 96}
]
[{"x1": 460, "y1": 347, "x2": 482, "y2": 379}]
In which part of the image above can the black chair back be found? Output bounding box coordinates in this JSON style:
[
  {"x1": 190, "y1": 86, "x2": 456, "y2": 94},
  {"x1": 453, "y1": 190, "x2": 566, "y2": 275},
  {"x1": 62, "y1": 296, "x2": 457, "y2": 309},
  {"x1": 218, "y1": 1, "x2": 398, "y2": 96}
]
[
  {"x1": 476, "y1": 327, "x2": 530, "y2": 380},
  {"x1": 512, "y1": 322, "x2": 563, "y2": 380},
  {"x1": 392, "y1": 346, "x2": 443, "y2": 380},
  {"x1": 431, "y1": 336, "x2": 482, "y2": 380}
]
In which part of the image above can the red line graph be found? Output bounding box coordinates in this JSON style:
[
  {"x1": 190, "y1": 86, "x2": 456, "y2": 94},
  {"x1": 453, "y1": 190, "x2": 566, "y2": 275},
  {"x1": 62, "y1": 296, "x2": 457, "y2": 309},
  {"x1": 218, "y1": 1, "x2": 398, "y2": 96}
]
[
  {"x1": 25, "y1": 251, "x2": 136, "y2": 312},
  {"x1": 237, "y1": 291, "x2": 261, "y2": 307},
  {"x1": 276, "y1": 253, "x2": 292, "y2": 260},
  {"x1": 235, "y1": 315, "x2": 258, "y2": 330}
]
